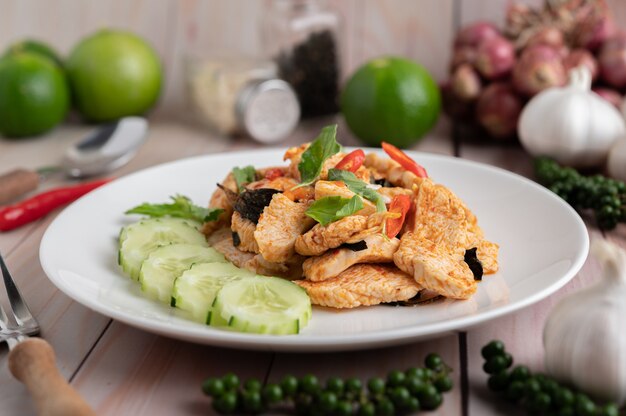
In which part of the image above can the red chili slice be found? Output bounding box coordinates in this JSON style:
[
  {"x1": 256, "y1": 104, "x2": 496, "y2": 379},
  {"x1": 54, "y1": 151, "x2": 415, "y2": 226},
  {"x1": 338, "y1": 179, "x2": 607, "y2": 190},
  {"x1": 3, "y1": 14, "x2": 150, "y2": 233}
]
[
  {"x1": 335, "y1": 149, "x2": 365, "y2": 173},
  {"x1": 381, "y1": 142, "x2": 428, "y2": 178},
  {"x1": 264, "y1": 168, "x2": 284, "y2": 180},
  {"x1": 386, "y1": 194, "x2": 412, "y2": 238}
]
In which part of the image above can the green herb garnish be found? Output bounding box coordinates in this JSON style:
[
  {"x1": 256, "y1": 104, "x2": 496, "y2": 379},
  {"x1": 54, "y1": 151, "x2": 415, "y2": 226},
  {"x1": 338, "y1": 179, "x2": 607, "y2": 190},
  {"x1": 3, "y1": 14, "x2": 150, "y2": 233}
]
[
  {"x1": 232, "y1": 165, "x2": 256, "y2": 192},
  {"x1": 327, "y1": 168, "x2": 387, "y2": 212},
  {"x1": 305, "y1": 195, "x2": 363, "y2": 226},
  {"x1": 126, "y1": 195, "x2": 223, "y2": 223},
  {"x1": 298, "y1": 124, "x2": 341, "y2": 186}
]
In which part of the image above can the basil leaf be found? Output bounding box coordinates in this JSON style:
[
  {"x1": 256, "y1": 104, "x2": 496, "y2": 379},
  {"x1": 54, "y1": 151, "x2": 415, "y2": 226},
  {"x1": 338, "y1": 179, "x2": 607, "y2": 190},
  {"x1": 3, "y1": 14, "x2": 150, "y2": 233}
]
[
  {"x1": 328, "y1": 168, "x2": 387, "y2": 212},
  {"x1": 126, "y1": 195, "x2": 223, "y2": 223},
  {"x1": 232, "y1": 165, "x2": 256, "y2": 192},
  {"x1": 305, "y1": 195, "x2": 363, "y2": 226},
  {"x1": 298, "y1": 124, "x2": 341, "y2": 186}
]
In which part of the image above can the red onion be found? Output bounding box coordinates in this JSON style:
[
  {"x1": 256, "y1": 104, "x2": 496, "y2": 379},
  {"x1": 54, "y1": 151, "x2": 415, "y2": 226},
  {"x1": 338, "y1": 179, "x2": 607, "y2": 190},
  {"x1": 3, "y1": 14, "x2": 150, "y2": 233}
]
[
  {"x1": 451, "y1": 64, "x2": 481, "y2": 102},
  {"x1": 599, "y1": 33, "x2": 626, "y2": 88},
  {"x1": 574, "y1": 15, "x2": 615, "y2": 51},
  {"x1": 454, "y1": 22, "x2": 500, "y2": 49},
  {"x1": 563, "y1": 49, "x2": 599, "y2": 81},
  {"x1": 513, "y1": 45, "x2": 566, "y2": 97},
  {"x1": 450, "y1": 46, "x2": 476, "y2": 70},
  {"x1": 475, "y1": 36, "x2": 516, "y2": 80},
  {"x1": 592, "y1": 87, "x2": 623, "y2": 109},
  {"x1": 476, "y1": 83, "x2": 523, "y2": 139},
  {"x1": 526, "y1": 27, "x2": 565, "y2": 50}
]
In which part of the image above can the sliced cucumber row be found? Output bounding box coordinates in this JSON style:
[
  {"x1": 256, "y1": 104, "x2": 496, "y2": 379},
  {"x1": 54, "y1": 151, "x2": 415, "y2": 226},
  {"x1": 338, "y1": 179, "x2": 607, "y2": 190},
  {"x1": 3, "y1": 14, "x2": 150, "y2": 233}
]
[
  {"x1": 119, "y1": 217, "x2": 206, "y2": 280},
  {"x1": 139, "y1": 244, "x2": 226, "y2": 304},
  {"x1": 172, "y1": 262, "x2": 254, "y2": 324},
  {"x1": 118, "y1": 217, "x2": 311, "y2": 334}
]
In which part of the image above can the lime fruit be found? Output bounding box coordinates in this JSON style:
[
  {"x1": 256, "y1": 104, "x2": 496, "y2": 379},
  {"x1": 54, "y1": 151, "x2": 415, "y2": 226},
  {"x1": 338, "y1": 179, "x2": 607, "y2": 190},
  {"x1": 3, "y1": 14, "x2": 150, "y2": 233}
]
[
  {"x1": 2, "y1": 39, "x2": 64, "y2": 67},
  {"x1": 66, "y1": 29, "x2": 162, "y2": 122},
  {"x1": 341, "y1": 57, "x2": 441, "y2": 148},
  {"x1": 0, "y1": 52, "x2": 69, "y2": 138}
]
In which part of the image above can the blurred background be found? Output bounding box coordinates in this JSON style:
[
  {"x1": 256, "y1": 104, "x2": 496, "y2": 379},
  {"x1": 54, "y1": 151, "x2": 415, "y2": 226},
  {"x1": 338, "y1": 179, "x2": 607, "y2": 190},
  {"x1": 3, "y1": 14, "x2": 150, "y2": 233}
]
[{"x1": 2, "y1": 0, "x2": 626, "y2": 147}]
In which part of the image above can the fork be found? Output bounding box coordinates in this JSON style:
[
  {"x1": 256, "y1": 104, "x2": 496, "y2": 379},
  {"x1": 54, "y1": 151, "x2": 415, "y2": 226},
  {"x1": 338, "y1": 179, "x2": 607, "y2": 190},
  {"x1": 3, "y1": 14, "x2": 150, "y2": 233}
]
[{"x1": 1, "y1": 252, "x2": 95, "y2": 416}]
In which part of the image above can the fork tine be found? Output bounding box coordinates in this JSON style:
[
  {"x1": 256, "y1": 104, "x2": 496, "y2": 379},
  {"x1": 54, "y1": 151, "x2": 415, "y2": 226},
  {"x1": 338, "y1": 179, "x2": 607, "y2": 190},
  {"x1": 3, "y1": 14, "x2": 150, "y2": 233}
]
[{"x1": 0, "y1": 252, "x2": 38, "y2": 330}]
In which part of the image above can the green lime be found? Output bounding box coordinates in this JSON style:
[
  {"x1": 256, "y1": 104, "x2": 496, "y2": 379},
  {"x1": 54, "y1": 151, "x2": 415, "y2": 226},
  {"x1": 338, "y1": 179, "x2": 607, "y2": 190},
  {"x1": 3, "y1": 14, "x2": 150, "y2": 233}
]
[
  {"x1": 0, "y1": 52, "x2": 69, "y2": 138},
  {"x1": 2, "y1": 39, "x2": 64, "y2": 67},
  {"x1": 66, "y1": 29, "x2": 162, "y2": 122},
  {"x1": 341, "y1": 57, "x2": 441, "y2": 148}
]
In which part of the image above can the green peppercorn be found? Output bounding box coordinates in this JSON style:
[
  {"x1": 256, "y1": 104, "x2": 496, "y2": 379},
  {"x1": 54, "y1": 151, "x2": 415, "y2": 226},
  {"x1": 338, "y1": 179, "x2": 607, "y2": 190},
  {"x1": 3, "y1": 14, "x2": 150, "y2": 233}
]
[
  {"x1": 481, "y1": 340, "x2": 506, "y2": 360},
  {"x1": 202, "y1": 377, "x2": 224, "y2": 396},
  {"x1": 281, "y1": 375, "x2": 299, "y2": 397},
  {"x1": 221, "y1": 373, "x2": 239, "y2": 390}
]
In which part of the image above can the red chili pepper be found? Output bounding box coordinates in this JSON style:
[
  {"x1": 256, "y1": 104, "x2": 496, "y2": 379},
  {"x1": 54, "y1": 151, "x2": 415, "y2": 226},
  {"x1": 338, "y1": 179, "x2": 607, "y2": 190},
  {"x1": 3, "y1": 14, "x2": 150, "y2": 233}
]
[
  {"x1": 335, "y1": 149, "x2": 366, "y2": 173},
  {"x1": 381, "y1": 142, "x2": 428, "y2": 178},
  {"x1": 0, "y1": 178, "x2": 112, "y2": 232},
  {"x1": 264, "y1": 168, "x2": 284, "y2": 180},
  {"x1": 386, "y1": 194, "x2": 412, "y2": 238}
]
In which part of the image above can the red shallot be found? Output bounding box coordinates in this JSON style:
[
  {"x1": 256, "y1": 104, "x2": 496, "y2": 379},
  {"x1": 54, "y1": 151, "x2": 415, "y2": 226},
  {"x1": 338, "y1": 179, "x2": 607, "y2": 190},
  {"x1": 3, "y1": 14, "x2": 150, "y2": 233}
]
[
  {"x1": 475, "y1": 36, "x2": 516, "y2": 80},
  {"x1": 476, "y1": 83, "x2": 523, "y2": 139},
  {"x1": 599, "y1": 33, "x2": 626, "y2": 89},
  {"x1": 513, "y1": 45, "x2": 566, "y2": 97}
]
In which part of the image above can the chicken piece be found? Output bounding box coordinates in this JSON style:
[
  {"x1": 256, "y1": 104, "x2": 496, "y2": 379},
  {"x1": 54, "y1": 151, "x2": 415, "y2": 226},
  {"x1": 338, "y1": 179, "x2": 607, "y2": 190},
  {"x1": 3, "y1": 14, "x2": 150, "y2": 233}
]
[
  {"x1": 405, "y1": 178, "x2": 496, "y2": 271},
  {"x1": 314, "y1": 181, "x2": 377, "y2": 216},
  {"x1": 247, "y1": 176, "x2": 298, "y2": 191},
  {"x1": 295, "y1": 213, "x2": 386, "y2": 256},
  {"x1": 230, "y1": 212, "x2": 259, "y2": 253},
  {"x1": 208, "y1": 227, "x2": 256, "y2": 268},
  {"x1": 202, "y1": 173, "x2": 238, "y2": 237},
  {"x1": 394, "y1": 233, "x2": 477, "y2": 300},
  {"x1": 407, "y1": 178, "x2": 480, "y2": 253},
  {"x1": 254, "y1": 193, "x2": 316, "y2": 263},
  {"x1": 296, "y1": 264, "x2": 421, "y2": 308},
  {"x1": 376, "y1": 186, "x2": 413, "y2": 203},
  {"x1": 477, "y1": 239, "x2": 499, "y2": 275},
  {"x1": 283, "y1": 144, "x2": 309, "y2": 180},
  {"x1": 303, "y1": 234, "x2": 400, "y2": 281},
  {"x1": 354, "y1": 165, "x2": 371, "y2": 182},
  {"x1": 364, "y1": 153, "x2": 423, "y2": 190},
  {"x1": 245, "y1": 254, "x2": 305, "y2": 280}
]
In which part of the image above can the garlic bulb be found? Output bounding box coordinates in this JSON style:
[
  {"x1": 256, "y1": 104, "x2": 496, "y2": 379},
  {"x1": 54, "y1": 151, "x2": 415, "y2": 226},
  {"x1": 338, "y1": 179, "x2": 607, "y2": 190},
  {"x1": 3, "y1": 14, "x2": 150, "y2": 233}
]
[
  {"x1": 543, "y1": 239, "x2": 626, "y2": 405},
  {"x1": 519, "y1": 66, "x2": 626, "y2": 168},
  {"x1": 607, "y1": 138, "x2": 626, "y2": 182}
]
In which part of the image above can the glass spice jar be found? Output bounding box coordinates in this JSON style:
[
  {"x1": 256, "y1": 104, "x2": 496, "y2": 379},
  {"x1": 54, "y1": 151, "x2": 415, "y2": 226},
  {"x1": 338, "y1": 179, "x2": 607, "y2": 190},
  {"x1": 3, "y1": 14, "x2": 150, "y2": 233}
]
[
  {"x1": 261, "y1": 0, "x2": 341, "y2": 118},
  {"x1": 185, "y1": 56, "x2": 300, "y2": 143}
]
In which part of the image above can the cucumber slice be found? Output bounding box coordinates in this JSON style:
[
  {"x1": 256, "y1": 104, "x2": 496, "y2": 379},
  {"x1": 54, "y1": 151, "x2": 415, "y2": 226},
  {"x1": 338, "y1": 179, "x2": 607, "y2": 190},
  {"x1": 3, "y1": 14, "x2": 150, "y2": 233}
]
[
  {"x1": 118, "y1": 218, "x2": 207, "y2": 280},
  {"x1": 139, "y1": 244, "x2": 226, "y2": 304},
  {"x1": 172, "y1": 262, "x2": 254, "y2": 324},
  {"x1": 213, "y1": 276, "x2": 312, "y2": 335}
]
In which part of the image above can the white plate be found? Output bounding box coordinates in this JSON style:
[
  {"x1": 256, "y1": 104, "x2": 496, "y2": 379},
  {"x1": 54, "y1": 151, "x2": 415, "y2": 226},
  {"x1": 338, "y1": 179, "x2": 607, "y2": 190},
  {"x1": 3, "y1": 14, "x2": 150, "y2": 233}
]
[{"x1": 40, "y1": 149, "x2": 589, "y2": 352}]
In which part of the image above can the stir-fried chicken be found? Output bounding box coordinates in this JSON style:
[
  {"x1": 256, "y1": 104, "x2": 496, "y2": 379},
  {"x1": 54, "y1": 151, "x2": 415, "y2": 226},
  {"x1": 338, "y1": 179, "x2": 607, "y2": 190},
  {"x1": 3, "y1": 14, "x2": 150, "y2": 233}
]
[
  {"x1": 295, "y1": 213, "x2": 386, "y2": 257},
  {"x1": 230, "y1": 212, "x2": 259, "y2": 253},
  {"x1": 296, "y1": 264, "x2": 421, "y2": 308},
  {"x1": 364, "y1": 153, "x2": 423, "y2": 190},
  {"x1": 394, "y1": 233, "x2": 477, "y2": 299},
  {"x1": 302, "y1": 234, "x2": 400, "y2": 281},
  {"x1": 209, "y1": 227, "x2": 256, "y2": 268},
  {"x1": 255, "y1": 193, "x2": 316, "y2": 263}
]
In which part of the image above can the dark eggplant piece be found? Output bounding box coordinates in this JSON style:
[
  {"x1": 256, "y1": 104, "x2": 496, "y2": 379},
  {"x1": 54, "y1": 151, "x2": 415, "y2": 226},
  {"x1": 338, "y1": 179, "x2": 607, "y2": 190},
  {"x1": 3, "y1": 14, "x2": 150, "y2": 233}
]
[
  {"x1": 340, "y1": 240, "x2": 368, "y2": 251},
  {"x1": 233, "y1": 188, "x2": 282, "y2": 224},
  {"x1": 232, "y1": 231, "x2": 241, "y2": 247},
  {"x1": 464, "y1": 247, "x2": 483, "y2": 280}
]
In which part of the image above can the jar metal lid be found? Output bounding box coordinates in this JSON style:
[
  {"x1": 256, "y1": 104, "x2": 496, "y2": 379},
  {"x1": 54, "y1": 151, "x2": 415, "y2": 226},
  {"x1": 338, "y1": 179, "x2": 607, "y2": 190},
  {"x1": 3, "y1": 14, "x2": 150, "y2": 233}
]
[{"x1": 236, "y1": 79, "x2": 300, "y2": 143}]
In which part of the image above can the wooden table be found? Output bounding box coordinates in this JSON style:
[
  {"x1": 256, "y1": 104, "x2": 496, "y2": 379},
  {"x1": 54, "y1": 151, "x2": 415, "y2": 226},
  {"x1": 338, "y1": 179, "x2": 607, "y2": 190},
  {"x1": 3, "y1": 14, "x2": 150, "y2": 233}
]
[{"x1": 0, "y1": 116, "x2": 608, "y2": 415}]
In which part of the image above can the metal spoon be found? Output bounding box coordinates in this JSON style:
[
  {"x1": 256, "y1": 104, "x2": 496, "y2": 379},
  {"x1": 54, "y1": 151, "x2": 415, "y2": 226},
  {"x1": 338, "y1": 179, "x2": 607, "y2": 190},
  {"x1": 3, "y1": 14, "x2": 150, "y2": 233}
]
[{"x1": 0, "y1": 117, "x2": 148, "y2": 204}]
